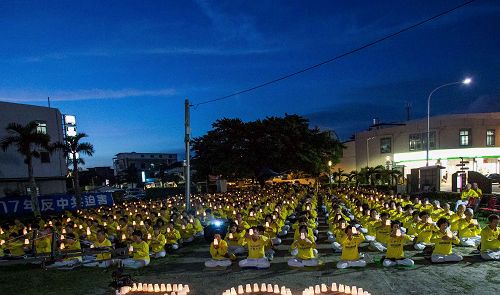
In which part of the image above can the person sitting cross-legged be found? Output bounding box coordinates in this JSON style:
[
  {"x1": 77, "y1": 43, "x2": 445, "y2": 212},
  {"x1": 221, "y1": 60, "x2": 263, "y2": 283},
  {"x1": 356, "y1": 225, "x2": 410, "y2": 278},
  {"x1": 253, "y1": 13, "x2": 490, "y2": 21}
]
[
  {"x1": 337, "y1": 226, "x2": 366, "y2": 269},
  {"x1": 430, "y1": 218, "x2": 463, "y2": 263},
  {"x1": 383, "y1": 220, "x2": 414, "y2": 267},
  {"x1": 83, "y1": 229, "x2": 115, "y2": 268},
  {"x1": 238, "y1": 227, "x2": 270, "y2": 269},
  {"x1": 480, "y1": 214, "x2": 499, "y2": 261},
  {"x1": 121, "y1": 230, "x2": 150, "y2": 269},
  {"x1": 47, "y1": 233, "x2": 82, "y2": 269},
  {"x1": 288, "y1": 225, "x2": 318, "y2": 268},
  {"x1": 150, "y1": 225, "x2": 167, "y2": 258},
  {"x1": 205, "y1": 234, "x2": 233, "y2": 268}
]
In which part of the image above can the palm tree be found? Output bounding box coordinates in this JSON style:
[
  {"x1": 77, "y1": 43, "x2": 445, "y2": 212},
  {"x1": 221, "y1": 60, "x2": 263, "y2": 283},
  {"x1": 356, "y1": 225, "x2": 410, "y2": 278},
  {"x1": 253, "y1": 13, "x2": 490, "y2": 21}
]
[
  {"x1": 58, "y1": 133, "x2": 94, "y2": 208},
  {"x1": 1, "y1": 121, "x2": 52, "y2": 216}
]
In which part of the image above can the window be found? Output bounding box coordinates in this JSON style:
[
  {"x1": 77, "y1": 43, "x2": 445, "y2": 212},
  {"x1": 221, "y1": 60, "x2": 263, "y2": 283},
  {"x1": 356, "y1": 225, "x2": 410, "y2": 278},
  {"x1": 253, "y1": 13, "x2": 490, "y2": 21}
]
[
  {"x1": 36, "y1": 122, "x2": 47, "y2": 134},
  {"x1": 487, "y1": 129, "x2": 495, "y2": 146},
  {"x1": 459, "y1": 129, "x2": 471, "y2": 146},
  {"x1": 40, "y1": 152, "x2": 50, "y2": 163},
  {"x1": 380, "y1": 137, "x2": 392, "y2": 153},
  {"x1": 409, "y1": 132, "x2": 436, "y2": 151}
]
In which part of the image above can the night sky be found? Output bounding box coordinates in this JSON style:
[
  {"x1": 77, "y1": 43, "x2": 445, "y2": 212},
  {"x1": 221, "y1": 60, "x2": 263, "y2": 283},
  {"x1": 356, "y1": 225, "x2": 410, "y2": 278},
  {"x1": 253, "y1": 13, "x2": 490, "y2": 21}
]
[{"x1": 1, "y1": 0, "x2": 499, "y2": 167}]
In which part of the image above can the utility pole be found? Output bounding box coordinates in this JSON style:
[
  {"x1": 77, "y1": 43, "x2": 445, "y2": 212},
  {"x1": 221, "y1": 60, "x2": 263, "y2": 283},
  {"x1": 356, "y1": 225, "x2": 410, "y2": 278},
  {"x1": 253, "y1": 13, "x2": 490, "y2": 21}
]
[
  {"x1": 184, "y1": 99, "x2": 191, "y2": 211},
  {"x1": 47, "y1": 96, "x2": 51, "y2": 108}
]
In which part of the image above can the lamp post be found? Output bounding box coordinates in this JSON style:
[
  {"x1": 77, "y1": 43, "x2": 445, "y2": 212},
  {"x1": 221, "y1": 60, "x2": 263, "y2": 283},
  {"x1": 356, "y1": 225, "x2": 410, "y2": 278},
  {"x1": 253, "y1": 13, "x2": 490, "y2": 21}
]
[
  {"x1": 426, "y1": 78, "x2": 472, "y2": 166},
  {"x1": 366, "y1": 137, "x2": 375, "y2": 167},
  {"x1": 328, "y1": 160, "x2": 332, "y2": 184}
]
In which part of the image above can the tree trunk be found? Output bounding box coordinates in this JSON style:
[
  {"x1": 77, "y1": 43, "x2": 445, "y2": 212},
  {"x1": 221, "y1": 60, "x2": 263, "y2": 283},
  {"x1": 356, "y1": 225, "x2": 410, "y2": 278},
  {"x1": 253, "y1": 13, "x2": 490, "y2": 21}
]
[
  {"x1": 27, "y1": 156, "x2": 41, "y2": 216},
  {"x1": 73, "y1": 153, "x2": 81, "y2": 209}
]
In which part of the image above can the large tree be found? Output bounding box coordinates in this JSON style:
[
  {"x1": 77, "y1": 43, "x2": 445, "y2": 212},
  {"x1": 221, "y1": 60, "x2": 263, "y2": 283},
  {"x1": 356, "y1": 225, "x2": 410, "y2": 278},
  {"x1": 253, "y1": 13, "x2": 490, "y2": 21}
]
[
  {"x1": 58, "y1": 133, "x2": 94, "y2": 208},
  {"x1": 1, "y1": 121, "x2": 52, "y2": 216},
  {"x1": 192, "y1": 114, "x2": 344, "y2": 182}
]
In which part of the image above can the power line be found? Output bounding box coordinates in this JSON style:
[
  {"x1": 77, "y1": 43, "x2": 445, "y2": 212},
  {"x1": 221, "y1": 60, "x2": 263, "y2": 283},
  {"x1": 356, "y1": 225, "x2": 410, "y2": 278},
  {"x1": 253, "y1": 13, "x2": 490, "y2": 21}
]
[{"x1": 192, "y1": 0, "x2": 477, "y2": 108}]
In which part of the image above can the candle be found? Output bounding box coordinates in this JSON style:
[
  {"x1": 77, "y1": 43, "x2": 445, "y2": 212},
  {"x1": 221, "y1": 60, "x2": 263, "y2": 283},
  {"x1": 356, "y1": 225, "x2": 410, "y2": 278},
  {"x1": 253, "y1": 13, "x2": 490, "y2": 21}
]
[
  {"x1": 315, "y1": 285, "x2": 320, "y2": 294},
  {"x1": 352, "y1": 227, "x2": 358, "y2": 235},
  {"x1": 229, "y1": 233, "x2": 234, "y2": 239},
  {"x1": 357, "y1": 288, "x2": 364, "y2": 295},
  {"x1": 237, "y1": 285, "x2": 244, "y2": 294},
  {"x1": 148, "y1": 233, "x2": 152, "y2": 240},
  {"x1": 253, "y1": 283, "x2": 259, "y2": 292},
  {"x1": 173, "y1": 284, "x2": 178, "y2": 292},
  {"x1": 86, "y1": 227, "x2": 91, "y2": 236},
  {"x1": 213, "y1": 238, "x2": 219, "y2": 246},
  {"x1": 396, "y1": 229, "x2": 402, "y2": 237},
  {"x1": 140, "y1": 221, "x2": 145, "y2": 226},
  {"x1": 148, "y1": 284, "x2": 154, "y2": 292},
  {"x1": 167, "y1": 284, "x2": 172, "y2": 292},
  {"x1": 154, "y1": 284, "x2": 160, "y2": 292},
  {"x1": 280, "y1": 286, "x2": 286, "y2": 294},
  {"x1": 60, "y1": 243, "x2": 65, "y2": 250},
  {"x1": 352, "y1": 286, "x2": 357, "y2": 294},
  {"x1": 137, "y1": 283, "x2": 143, "y2": 292},
  {"x1": 339, "y1": 284, "x2": 344, "y2": 292},
  {"x1": 24, "y1": 238, "x2": 30, "y2": 245},
  {"x1": 133, "y1": 221, "x2": 136, "y2": 226},
  {"x1": 385, "y1": 220, "x2": 391, "y2": 226},
  {"x1": 321, "y1": 284, "x2": 327, "y2": 292},
  {"x1": 129, "y1": 245, "x2": 134, "y2": 252},
  {"x1": 249, "y1": 229, "x2": 254, "y2": 236},
  {"x1": 261, "y1": 283, "x2": 267, "y2": 292},
  {"x1": 131, "y1": 283, "x2": 137, "y2": 291},
  {"x1": 245, "y1": 284, "x2": 251, "y2": 293},
  {"x1": 60, "y1": 235, "x2": 65, "y2": 240},
  {"x1": 345, "y1": 286, "x2": 351, "y2": 294},
  {"x1": 267, "y1": 284, "x2": 273, "y2": 292},
  {"x1": 266, "y1": 222, "x2": 270, "y2": 228},
  {"x1": 230, "y1": 288, "x2": 237, "y2": 295},
  {"x1": 122, "y1": 234, "x2": 126, "y2": 240},
  {"x1": 0, "y1": 240, "x2": 5, "y2": 246}
]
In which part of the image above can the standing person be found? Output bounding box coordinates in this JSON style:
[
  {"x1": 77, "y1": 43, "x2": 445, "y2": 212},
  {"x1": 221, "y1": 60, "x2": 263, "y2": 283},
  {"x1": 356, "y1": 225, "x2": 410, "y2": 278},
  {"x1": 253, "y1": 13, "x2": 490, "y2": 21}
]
[
  {"x1": 121, "y1": 230, "x2": 150, "y2": 269},
  {"x1": 430, "y1": 218, "x2": 463, "y2": 263},
  {"x1": 337, "y1": 226, "x2": 366, "y2": 269},
  {"x1": 480, "y1": 214, "x2": 499, "y2": 260},
  {"x1": 454, "y1": 184, "x2": 478, "y2": 211},
  {"x1": 238, "y1": 227, "x2": 270, "y2": 269},
  {"x1": 205, "y1": 234, "x2": 233, "y2": 268},
  {"x1": 383, "y1": 221, "x2": 414, "y2": 267}
]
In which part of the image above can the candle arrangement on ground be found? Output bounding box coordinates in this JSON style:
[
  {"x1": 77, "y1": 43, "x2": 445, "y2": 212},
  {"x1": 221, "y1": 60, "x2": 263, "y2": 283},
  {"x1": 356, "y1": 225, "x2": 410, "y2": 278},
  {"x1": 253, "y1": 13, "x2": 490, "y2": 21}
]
[
  {"x1": 301, "y1": 283, "x2": 371, "y2": 295},
  {"x1": 118, "y1": 283, "x2": 190, "y2": 295},
  {"x1": 222, "y1": 283, "x2": 292, "y2": 295}
]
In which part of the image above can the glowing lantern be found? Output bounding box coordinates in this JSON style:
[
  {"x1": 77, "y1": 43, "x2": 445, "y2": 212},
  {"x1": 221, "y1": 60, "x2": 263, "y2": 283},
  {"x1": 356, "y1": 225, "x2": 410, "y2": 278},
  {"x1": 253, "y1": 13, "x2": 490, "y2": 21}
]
[
  {"x1": 60, "y1": 243, "x2": 65, "y2": 250},
  {"x1": 24, "y1": 238, "x2": 30, "y2": 245}
]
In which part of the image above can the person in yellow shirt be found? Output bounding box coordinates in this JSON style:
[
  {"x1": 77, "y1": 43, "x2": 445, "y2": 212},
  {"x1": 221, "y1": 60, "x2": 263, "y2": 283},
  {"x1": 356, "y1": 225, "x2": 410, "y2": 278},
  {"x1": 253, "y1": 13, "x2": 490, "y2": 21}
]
[
  {"x1": 457, "y1": 208, "x2": 481, "y2": 247},
  {"x1": 288, "y1": 225, "x2": 318, "y2": 267},
  {"x1": 164, "y1": 222, "x2": 181, "y2": 250},
  {"x1": 238, "y1": 227, "x2": 270, "y2": 269},
  {"x1": 4, "y1": 233, "x2": 26, "y2": 256},
  {"x1": 414, "y1": 212, "x2": 437, "y2": 251},
  {"x1": 431, "y1": 218, "x2": 462, "y2": 263},
  {"x1": 337, "y1": 226, "x2": 366, "y2": 269},
  {"x1": 454, "y1": 183, "x2": 478, "y2": 211},
  {"x1": 150, "y1": 225, "x2": 167, "y2": 258},
  {"x1": 370, "y1": 212, "x2": 391, "y2": 252},
  {"x1": 480, "y1": 214, "x2": 499, "y2": 260},
  {"x1": 84, "y1": 229, "x2": 115, "y2": 268},
  {"x1": 205, "y1": 234, "x2": 233, "y2": 268},
  {"x1": 383, "y1": 221, "x2": 414, "y2": 267},
  {"x1": 47, "y1": 233, "x2": 82, "y2": 268},
  {"x1": 224, "y1": 223, "x2": 246, "y2": 255},
  {"x1": 122, "y1": 230, "x2": 150, "y2": 269},
  {"x1": 34, "y1": 227, "x2": 52, "y2": 254}
]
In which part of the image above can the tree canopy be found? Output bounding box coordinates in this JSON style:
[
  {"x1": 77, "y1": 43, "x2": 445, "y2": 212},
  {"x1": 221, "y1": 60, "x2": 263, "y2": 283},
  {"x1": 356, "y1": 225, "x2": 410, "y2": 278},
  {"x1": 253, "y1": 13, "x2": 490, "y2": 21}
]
[{"x1": 192, "y1": 114, "x2": 344, "y2": 180}]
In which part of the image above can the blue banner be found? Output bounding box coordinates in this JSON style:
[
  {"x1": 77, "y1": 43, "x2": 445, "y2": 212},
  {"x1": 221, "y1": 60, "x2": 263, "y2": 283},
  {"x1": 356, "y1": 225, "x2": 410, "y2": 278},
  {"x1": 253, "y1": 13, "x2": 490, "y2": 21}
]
[{"x1": 0, "y1": 192, "x2": 114, "y2": 216}]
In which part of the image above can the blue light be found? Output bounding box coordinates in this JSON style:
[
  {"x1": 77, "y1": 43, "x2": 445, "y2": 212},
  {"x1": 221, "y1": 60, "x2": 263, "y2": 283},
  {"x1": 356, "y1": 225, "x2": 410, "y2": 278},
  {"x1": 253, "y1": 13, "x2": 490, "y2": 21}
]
[{"x1": 212, "y1": 220, "x2": 223, "y2": 227}]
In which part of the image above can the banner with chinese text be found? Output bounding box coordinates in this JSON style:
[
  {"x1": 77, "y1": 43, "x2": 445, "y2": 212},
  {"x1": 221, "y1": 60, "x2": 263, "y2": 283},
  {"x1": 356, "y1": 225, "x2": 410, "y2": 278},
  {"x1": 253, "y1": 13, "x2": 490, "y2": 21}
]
[{"x1": 0, "y1": 192, "x2": 114, "y2": 216}]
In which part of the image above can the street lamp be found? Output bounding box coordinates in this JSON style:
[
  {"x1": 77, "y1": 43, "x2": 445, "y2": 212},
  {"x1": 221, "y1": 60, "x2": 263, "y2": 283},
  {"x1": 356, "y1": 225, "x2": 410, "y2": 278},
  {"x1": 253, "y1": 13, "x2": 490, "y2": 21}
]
[
  {"x1": 327, "y1": 160, "x2": 332, "y2": 184},
  {"x1": 366, "y1": 137, "x2": 375, "y2": 167},
  {"x1": 426, "y1": 78, "x2": 472, "y2": 166}
]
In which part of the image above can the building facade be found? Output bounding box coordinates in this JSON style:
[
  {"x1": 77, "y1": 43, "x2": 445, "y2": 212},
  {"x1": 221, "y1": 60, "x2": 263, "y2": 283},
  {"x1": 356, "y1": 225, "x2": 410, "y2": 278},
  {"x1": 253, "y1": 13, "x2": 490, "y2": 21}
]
[
  {"x1": 113, "y1": 152, "x2": 178, "y2": 182},
  {"x1": 338, "y1": 112, "x2": 500, "y2": 189},
  {"x1": 0, "y1": 101, "x2": 67, "y2": 197}
]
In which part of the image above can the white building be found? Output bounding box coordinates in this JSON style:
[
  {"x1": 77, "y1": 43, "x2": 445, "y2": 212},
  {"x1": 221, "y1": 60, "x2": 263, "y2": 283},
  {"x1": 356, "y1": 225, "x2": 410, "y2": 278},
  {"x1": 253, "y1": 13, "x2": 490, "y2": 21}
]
[
  {"x1": 337, "y1": 112, "x2": 500, "y2": 191},
  {"x1": 0, "y1": 101, "x2": 67, "y2": 197}
]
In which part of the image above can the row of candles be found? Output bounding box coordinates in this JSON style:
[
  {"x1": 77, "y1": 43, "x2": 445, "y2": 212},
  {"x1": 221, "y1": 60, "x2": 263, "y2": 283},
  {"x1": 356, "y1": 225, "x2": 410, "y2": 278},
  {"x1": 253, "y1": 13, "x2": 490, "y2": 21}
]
[
  {"x1": 119, "y1": 283, "x2": 190, "y2": 294},
  {"x1": 302, "y1": 283, "x2": 370, "y2": 295},
  {"x1": 222, "y1": 284, "x2": 292, "y2": 295}
]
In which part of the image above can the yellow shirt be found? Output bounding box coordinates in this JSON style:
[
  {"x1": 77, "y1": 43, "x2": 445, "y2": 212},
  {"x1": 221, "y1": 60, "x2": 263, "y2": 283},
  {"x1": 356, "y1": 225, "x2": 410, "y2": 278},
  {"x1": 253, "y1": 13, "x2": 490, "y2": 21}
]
[
  {"x1": 164, "y1": 229, "x2": 181, "y2": 244},
  {"x1": 5, "y1": 240, "x2": 25, "y2": 256},
  {"x1": 457, "y1": 219, "x2": 481, "y2": 238},
  {"x1": 210, "y1": 239, "x2": 228, "y2": 260},
  {"x1": 291, "y1": 239, "x2": 316, "y2": 260},
  {"x1": 340, "y1": 233, "x2": 365, "y2": 261},
  {"x1": 150, "y1": 233, "x2": 167, "y2": 253},
  {"x1": 64, "y1": 241, "x2": 81, "y2": 261},
  {"x1": 415, "y1": 223, "x2": 437, "y2": 244},
  {"x1": 375, "y1": 224, "x2": 391, "y2": 244},
  {"x1": 131, "y1": 241, "x2": 150, "y2": 262},
  {"x1": 431, "y1": 233, "x2": 460, "y2": 255},
  {"x1": 35, "y1": 236, "x2": 52, "y2": 254},
  {"x1": 386, "y1": 235, "x2": 412, "y2": 259},
  {"x1": 94, "y1": 238, "x2": 112, "y2": 260},
  {"x1": 460, "y1": 189, "x2": 479, "y2": 200},
  {"x1": 480, "y1": 226, "x2": 499, "y2": 251},
  {"x1": 242, "y1": 235, "x2": 268, "y2": 259}
]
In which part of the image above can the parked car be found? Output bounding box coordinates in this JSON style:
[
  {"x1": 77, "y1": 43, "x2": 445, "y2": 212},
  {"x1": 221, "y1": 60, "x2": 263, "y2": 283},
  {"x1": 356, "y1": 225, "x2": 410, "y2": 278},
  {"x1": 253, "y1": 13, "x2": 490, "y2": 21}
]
[{"x1": 486, "y1": 173, "x2": 500, "y2": 183}]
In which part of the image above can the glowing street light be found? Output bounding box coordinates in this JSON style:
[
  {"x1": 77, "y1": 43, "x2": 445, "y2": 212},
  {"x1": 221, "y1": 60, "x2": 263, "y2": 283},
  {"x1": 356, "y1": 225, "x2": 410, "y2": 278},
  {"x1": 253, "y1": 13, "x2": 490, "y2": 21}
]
[{"x1": 426, "y1": 77, "x2": 472, "y2": 166}]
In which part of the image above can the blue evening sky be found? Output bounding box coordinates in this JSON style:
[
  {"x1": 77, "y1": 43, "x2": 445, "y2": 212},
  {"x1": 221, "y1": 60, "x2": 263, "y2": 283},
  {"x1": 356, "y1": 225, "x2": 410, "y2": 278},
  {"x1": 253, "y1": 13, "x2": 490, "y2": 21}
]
[{"x1": 1, "y1": 0, "x2": 499, "y2": 167}]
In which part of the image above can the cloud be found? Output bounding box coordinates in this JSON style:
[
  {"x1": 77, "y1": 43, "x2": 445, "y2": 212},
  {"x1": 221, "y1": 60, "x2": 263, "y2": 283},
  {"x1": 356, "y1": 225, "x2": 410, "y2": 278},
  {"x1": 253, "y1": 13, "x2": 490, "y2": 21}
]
[
  {"x1": 0, "y1": 88, "x2": 176, "y2": 102},
  {"x1": 194, "y1": 0, "x2": 262, "y2": 43}
]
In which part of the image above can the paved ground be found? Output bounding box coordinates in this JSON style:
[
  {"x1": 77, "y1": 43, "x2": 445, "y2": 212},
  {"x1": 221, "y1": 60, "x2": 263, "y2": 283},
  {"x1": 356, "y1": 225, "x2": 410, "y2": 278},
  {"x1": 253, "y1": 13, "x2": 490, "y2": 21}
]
[{"x1": 0, "y1": 213, "x2": 499, "y2": 295}]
